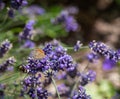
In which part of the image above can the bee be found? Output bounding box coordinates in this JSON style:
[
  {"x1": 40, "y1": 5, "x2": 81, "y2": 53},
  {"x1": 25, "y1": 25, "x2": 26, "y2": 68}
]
[{"x1": 31, "y1": 48, "x2": 46, "y2": 59}]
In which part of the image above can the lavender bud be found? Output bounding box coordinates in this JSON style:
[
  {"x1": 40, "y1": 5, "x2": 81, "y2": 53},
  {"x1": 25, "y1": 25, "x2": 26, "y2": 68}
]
[
  {"x1": 74, "y1": 40, "x2": 82, "y2": 51},
  {"x1": 72, "y1": 86, "x2": 91, "y2": 99},
  {"x1": 0, "y1": 39, "x2": 12, "y2": 58},
  {"x1": 0, "y1": 57, "x2": 16, "y2": 72},
  {"x1": 19, "y1": 20, "x2": 35, "y2": 41},
  {"x1": 64, "y1": 16, "x2": 78, "y2": 32}
]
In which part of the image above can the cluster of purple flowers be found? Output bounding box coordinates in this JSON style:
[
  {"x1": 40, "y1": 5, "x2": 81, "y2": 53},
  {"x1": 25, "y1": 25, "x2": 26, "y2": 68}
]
[
  {"x1": 23, "y1": 43, "x2": 77, "y2": 74},
  {"x1": 89, "y1": 40, "x2": 120, "y2": 62},
  {"x1": 51, "y1": 8, "x2": 79, "y2": 32},
  {"x1": 0, "y1": 39, "x2": 12, "y2": 58},
  {"x1": 0, "y1": 57, "x2": 16, "y2": 72},
  {"x1": 41, "y1": 43, "x2": 77, "y2": 72},
  {"x1": 0, "y1": 0, "x2": 28, "y2": 17},
  {"x1": 21, "y1": 74, "x2": 48, "y2": 99},
  {"x1": 21, "y1": 42, "x2": 78, "y2": 98},
  {"x1": 10, "y1": 0, "x2": 28, "y2": 10},
  {"x1": 21, "y1": 56, "x2": 49, "y2": 98},
  {"x1": 72, "y1": 86, "x2": 91, "y2": 99},
  {"x1": 19, "y1": 20, "x2": 35, "y2": 41},
  {"x1": 79, "y1": 70, "x2": 96, "y2": 86}
]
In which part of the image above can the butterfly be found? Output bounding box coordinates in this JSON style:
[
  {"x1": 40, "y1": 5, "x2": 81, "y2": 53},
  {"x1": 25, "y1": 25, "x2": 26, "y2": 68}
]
[
  {"x1": 19, "y1": 48, "x2": 45, "y2": 72},
  {"x1": 31, "y1": 48, "x2": 46, "y2": 59}
]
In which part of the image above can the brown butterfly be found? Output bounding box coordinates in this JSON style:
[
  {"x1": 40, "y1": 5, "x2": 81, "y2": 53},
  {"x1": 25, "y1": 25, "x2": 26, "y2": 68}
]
[{"x1": 31, "y1": 48, "x2": 46, "y2": 59}]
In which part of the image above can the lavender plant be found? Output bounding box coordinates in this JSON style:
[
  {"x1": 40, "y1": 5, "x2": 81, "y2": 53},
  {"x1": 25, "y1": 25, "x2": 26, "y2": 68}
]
[
  {"x1": 18, "y1": 41, "x2": 97, "y2": 99},
  {"x1": 0, "y1": 1, "x2": 119, "y2": 99},
  {"x1": 19, "y1": 20, "x2": 35, "y2": 41}
]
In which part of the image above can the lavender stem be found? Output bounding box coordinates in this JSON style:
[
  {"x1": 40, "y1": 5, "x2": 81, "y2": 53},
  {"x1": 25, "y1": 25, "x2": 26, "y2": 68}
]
[{"x1": 51, "y1": 76, "x2": 61, "y2": 99}]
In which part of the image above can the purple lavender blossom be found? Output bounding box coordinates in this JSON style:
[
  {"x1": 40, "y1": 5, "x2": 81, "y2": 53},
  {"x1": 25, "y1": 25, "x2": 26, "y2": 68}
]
[
  {"x1": 23, "y1": 5, "x2": 45, "y2": 15},
  {"x1": 86, "y1": 52, "x2": 99, "y2": 63},
  {"x1": 0, "y1": 57, "x2": 16, "y2": 72},
  {"x1": 72, "y1": 86, "x2": 91, "y2": 99},
  {"x1": 27, "y1": 88, "x2": 36, "y2": 99},
  {"x1": 37, "y1": 87, "x2": 48, "y2": 99},
  {"x1": 22, "y1": 40, "x2": 35, "y2": 48},
  {"x1": 102, "y1": 59, "x2": 116, "y2": 70},
  {"x1": 19, "y1": 20, "x2": 35, "y2": 41},
  {"x1": 51, "y1": 11, "x2": 68, "y2": 24},
  {"x1": 22, "y1": 70, "x2": 48, "y2": 99},
  {"x1": 64, "y1": 16, "x2": 78, "y2": 32},
  {"x1": 22, "y1": 43, "x2": 76, "y2": 74},
  {"x1": 89, "y1": 40, "x2": 120, "y2": 62},
  {"x1": 43, "y1": 43, "x2": 53, "y2": 55},
  {"x1": 11, "y1": 0, "x2": 28, "y2": 10},
  {"x1": 0, "y1": 39, "x2": 12, "y2": 58},
  {"x1": 23, "y1": 75, "x2": 41, "y2": 88},
  {"x1": 58, "y1": 54, "x2": 76, "y2": 71},
  {"x1": 22, "y1": 57, "x2": 40, "y2": 74},
  {"x1": 74, "y1": 40, "x2": 82, "y2": 51},
  {"x1": 57, "y1": 84, "x2": 70, "y2": 96},
  {"x1": 79, "y1": 70, "x2": 96, "y2": 86},
  {"x1": 52, "y1": 10, "x2": 79, "y2": 32}
]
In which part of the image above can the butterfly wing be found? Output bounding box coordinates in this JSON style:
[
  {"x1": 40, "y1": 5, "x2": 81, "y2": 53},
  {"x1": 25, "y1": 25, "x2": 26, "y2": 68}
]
[{"x1": 32, "y1": 48, "x2": 45, "y2": 59}]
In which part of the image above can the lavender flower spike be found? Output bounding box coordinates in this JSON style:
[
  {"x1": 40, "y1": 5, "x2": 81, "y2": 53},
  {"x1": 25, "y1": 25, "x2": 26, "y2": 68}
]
[
  {"x1": 11, "y1": 0, "x2": 28, "y2": 10},
  {"x1": 19, "y1": 20, "x2": 35, "y2": 41},
  {"x1": 0, "y1": 56, "x2": 16, "y2": 72},
  {"x1": 72, "y1": 86, "x2": 91, "y2": 99},
  {"x1": 0, "y1": 39, "x2": 12, "y2": 58},
  {"x1": 65, "y1": 16, "x2": 78, "y2": 32},
  {"x1": 89, "y1": 40, "x2": 120, "y2": 62}
]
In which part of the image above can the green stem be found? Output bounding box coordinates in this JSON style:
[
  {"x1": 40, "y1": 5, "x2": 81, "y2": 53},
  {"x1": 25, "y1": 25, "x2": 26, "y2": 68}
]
[
  {"x1": 51, "y1": 76, "x2": 61, "y2": 99},
  {"x1": 66, "y1": 46, "x2": 89, "y2": 50}
]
